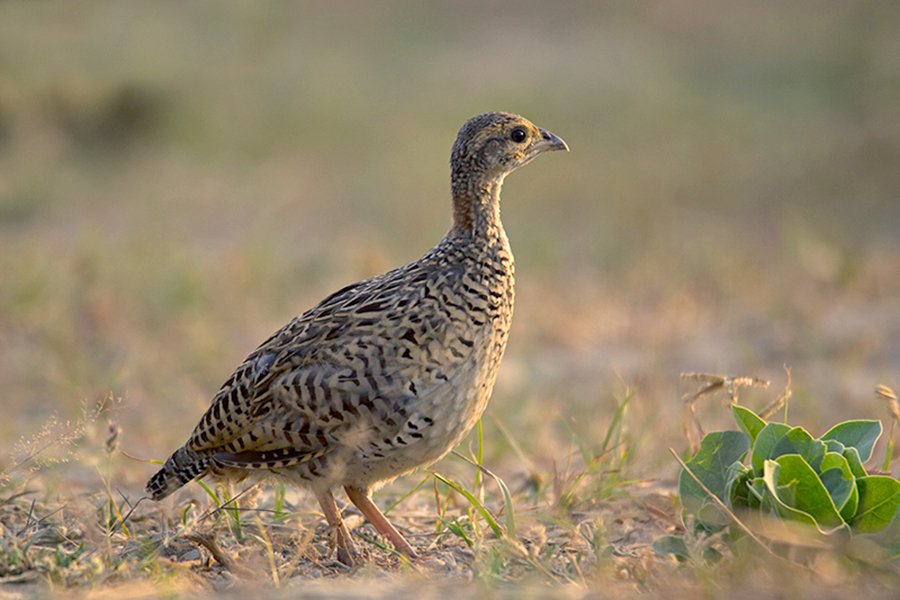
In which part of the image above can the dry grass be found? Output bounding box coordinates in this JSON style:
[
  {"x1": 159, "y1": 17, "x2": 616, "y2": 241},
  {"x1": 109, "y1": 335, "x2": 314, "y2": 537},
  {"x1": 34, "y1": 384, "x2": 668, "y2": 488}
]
[
  {"x1": 1, "y1": 382, "x2": 896, "y2": 599},
  {"x1": 1, "y1": 1, "x2": 899, "y2": 597}
]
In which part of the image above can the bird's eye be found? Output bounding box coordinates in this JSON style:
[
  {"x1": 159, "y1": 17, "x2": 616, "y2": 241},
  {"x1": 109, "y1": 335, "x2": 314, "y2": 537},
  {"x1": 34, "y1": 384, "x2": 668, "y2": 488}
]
[{"x1": 510, "y1": 128, "x2": 527, "y2": 143}]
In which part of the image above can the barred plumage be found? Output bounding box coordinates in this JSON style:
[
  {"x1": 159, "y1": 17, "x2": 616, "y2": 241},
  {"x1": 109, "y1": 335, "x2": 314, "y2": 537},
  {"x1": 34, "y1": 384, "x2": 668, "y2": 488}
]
[
  {"x1": 146, "y1": 112, "x2": 568, "y2": 565},
  {"x1": 146, "y1": 446, "x2": 209, "y2": 500}
]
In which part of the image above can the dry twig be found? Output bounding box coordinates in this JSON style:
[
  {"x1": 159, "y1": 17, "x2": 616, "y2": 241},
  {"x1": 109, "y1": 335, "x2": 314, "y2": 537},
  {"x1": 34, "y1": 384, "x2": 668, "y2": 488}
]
[{"x1": 680, "y1": 372, "x2": 770, "y2": 452}]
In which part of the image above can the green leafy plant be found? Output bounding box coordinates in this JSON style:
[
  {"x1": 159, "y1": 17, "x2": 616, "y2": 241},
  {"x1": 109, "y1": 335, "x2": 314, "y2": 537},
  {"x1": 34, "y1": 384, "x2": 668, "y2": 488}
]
[{"x1": 678, "y1": 405, "x2": 899, "y2": 536}]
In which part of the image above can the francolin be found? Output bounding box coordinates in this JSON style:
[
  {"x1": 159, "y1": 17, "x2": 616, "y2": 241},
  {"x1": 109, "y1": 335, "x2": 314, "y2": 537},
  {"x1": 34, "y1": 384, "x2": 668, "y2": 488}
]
[{"x1": 147, "y1": 112, "x2": 568, "y2": 565}]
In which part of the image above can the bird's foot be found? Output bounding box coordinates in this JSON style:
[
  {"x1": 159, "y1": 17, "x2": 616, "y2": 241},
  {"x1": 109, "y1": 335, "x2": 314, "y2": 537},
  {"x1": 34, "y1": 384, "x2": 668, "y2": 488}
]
[
  {"x1": 344, "y1": 486, "x2": 418, "y2": 562},
  {"x1": 315, "y1": 489, "x2": 359, "y2": 568},
  {"x1": 335, "y1": 534, "x2": 357, "y2": 567}
]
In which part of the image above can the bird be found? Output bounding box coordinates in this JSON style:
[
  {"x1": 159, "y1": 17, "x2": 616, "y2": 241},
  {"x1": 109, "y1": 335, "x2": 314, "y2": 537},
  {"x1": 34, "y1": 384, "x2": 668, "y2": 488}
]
[{"x1": 146, "y1": 112, "x2": 568, "y2": 565}]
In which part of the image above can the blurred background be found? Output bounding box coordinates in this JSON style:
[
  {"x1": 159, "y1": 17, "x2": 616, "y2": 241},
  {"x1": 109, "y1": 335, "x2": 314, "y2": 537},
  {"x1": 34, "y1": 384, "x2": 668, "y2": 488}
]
[{"x1": 1, "y1": 1, "x2": 899, "y2": 486}]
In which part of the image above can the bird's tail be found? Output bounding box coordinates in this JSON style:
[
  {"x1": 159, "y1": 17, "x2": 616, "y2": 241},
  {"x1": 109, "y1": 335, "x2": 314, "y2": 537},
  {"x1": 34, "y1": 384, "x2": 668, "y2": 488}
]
[{"x1": 146, "y1": 446, "x2": 210, "y2": 500}]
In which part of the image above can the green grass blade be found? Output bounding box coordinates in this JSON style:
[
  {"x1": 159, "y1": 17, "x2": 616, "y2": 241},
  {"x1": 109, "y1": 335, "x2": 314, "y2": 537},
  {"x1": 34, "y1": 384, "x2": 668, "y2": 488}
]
[
  {"x1": 385, "y1": 475, "x2": 430, "y2": 515},
  {"x1": 493, "y1": 472, "x2": 517, "y2": 539},
  {"x1": 442, "y1": 518, "x2": 474, "y2": 548},
  {"x1": 883, "y1": 436, "x2": 894, "y2": 473},
  {"x1": 452, "y1": 451, "x2": 517, "y2": 539},
  {"x1": 273, "y1": 481, "x2": 287, "y2": 520},
  {"x1": 432, "y1": 472, "x2": 503, "y2": 538},
  {"x1": 474, "y1": 419, "x2": 484, "y2": 501},
  {"x1": 196, "y1": 480, "x2": 243, "y2": 539},
  {"x1": 196, "y1": 480, "x2": 220, "y2": 504},
  {"x1": 601, "y1": 387, "x2": 632, "y2": 453}
]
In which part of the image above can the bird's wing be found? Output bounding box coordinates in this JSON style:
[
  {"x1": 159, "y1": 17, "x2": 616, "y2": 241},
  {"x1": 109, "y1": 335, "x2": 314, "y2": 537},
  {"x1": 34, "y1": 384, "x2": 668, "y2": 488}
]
[
  {"x1": 186, "y1": 353, "x2": 466, "y2": 464},
  {"x1": 183, "y1": 258, "x2": 476, "y2": 461}
]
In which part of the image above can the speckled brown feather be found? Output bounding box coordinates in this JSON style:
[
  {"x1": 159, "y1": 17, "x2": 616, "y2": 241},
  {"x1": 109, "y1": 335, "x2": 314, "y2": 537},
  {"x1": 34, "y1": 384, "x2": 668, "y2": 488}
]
[{"x1": 146, "y1": 112, "x2": 568, "y2": 518}]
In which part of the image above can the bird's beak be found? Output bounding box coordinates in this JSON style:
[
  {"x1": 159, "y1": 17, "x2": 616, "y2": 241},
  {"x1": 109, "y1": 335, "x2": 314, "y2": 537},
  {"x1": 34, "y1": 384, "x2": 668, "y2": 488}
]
[{"x1": 535, "y1": 128, "x2": 569, "y2": 153}]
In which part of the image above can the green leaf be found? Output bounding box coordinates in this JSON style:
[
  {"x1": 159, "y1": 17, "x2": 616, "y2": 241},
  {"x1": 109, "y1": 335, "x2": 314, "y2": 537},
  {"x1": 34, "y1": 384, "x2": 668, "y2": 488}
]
[
  {"x1": 850, "y1": 475, "x2": 900, "y2": 534},
  {"x1": 679, "y1": 430, "x2": 750, "y2": 530},
  {"x1": 820, "y1": 420, "x2": 882, "y2": 463},
  {"x1": 725, "y1": 461, "x2": 753, "y2": 509},
  {"x1": 771, "y1": 427, "x2": 826, "y2": 471},
  {"x1": 732, "y1": 405, "x2": 766, "y2": 443},
  {"x1": 762, "y1": 460, "x2": 819, "y2": 529},
  {"x1": 842, "y1": 446, "x2": 867, "y2": 478},
  {"x1": 823, "y1": 439, "x2": 844, "y2": 454},
  {"x1": 840, "y1": 479, "x2": 859, "y2": 523},
  {"x1": 749, "y1": 475, "x2": 781, "y2": 514},
  {"x1": 818, "y1": 452, "x2": 856, "y2": 518},
  {"x1": 748, "y1": 477, "x2": 766, "y2": 504},
  {"x1": 652, "y1": 535, "x2": 690, "y2": 561},
  {"x1": 764, "y1": 455, "x2": 846, "y2": 533},
  {"x1": 751, "y1": 423, "x2": 791, "y2": 475}
]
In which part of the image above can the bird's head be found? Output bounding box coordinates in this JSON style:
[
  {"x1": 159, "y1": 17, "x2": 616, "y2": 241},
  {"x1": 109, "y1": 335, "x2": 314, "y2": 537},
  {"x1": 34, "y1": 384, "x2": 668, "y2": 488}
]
[{"x1": 450, "y1": 112, "x2": 568, "y2": 199}]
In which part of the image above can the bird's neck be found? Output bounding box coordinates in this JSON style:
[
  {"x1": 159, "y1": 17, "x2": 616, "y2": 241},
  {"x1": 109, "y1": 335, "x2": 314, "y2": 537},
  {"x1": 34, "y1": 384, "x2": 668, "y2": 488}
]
[{"x1": 450, "y1": 176, "x2": 506, "y2": 241}]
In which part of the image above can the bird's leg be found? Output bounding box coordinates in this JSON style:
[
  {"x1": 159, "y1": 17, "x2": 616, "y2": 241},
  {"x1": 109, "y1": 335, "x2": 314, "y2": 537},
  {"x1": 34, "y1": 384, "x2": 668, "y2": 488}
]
[
  {"x1": 344, "y1": 486, "x2": 418, "y2": 559},
  {"x1": 314, "y1": 490, "x2": 356, "y2": 566}
]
